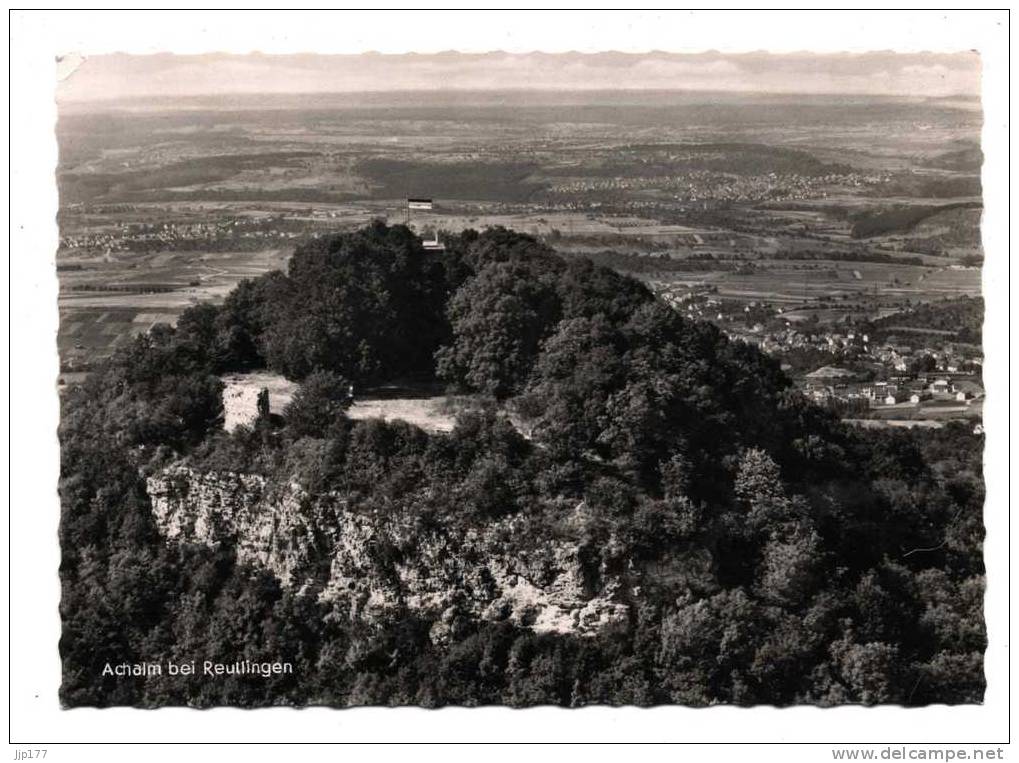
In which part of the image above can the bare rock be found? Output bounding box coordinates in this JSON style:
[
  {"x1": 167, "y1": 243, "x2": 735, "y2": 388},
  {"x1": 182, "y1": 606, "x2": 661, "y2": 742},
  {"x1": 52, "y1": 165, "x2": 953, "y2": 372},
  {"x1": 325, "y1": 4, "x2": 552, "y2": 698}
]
[{"x1": 146, "y1": 467, "x2": 649, "y2": 638}]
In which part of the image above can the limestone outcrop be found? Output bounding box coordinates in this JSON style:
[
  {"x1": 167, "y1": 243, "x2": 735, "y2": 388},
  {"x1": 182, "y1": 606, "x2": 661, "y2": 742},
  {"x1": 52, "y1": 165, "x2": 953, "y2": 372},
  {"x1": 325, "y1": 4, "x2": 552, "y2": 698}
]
[{"x1": 145, "y1": 466, "x2": 667, "y2": 639}]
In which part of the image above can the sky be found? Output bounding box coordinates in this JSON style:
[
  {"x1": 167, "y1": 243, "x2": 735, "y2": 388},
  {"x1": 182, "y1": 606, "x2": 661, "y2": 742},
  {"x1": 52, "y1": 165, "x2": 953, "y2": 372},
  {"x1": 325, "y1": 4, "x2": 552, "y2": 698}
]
[{"x1": 57, "y1": 51, "x2": 982, "y2": 104}]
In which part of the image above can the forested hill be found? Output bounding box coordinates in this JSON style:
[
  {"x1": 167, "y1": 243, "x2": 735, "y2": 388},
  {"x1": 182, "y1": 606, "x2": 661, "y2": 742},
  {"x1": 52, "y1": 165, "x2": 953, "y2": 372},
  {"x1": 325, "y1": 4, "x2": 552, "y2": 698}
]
[
  {"x1": 59, "y1": 222, "x2": 984, "y2": 707},
  {"x1": 863, "y1": 295, "x2": 984, "y2": 346}
]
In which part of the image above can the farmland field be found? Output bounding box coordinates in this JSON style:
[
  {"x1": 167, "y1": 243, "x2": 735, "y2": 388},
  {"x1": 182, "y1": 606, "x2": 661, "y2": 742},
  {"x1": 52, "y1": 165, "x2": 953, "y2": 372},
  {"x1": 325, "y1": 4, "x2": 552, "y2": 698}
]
[
  {"x1": 645, "y1": 259, "x2": 980, "y2": 321},
  {"x1": 58, "y1": 248, "x2": 290, "y2": 372}
]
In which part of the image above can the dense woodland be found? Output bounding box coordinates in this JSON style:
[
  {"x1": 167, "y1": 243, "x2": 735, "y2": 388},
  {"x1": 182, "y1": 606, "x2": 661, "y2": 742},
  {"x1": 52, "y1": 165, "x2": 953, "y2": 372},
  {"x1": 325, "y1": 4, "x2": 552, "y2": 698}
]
[
  {"x1": 862, "y1": 296, "x2": 984, "y2": 346},
  {"x1": 59, "y1": 222, "x2": 985, "y2": 707},
  {"x1": 848, "y1": 202, "x2": 982, "y2": 240}
]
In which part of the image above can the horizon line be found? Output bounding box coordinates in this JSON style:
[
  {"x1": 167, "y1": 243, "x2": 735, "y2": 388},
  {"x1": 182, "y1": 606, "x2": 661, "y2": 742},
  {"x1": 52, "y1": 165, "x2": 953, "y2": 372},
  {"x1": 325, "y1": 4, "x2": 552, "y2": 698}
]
[{"x1": 58, "y1": 87, "x2": 982, "y2": 109}]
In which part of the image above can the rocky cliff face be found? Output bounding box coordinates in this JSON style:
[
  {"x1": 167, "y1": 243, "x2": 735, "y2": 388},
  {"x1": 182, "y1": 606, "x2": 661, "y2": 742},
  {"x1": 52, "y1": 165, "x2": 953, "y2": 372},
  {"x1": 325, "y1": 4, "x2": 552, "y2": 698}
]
[{"x1": 145, "y1": 466, "x2": 703, "y2": 641}]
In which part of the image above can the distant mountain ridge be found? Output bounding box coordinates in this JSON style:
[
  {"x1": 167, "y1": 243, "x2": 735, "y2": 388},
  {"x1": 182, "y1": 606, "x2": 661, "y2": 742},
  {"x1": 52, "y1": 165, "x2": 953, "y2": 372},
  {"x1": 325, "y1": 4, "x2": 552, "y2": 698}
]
[{"x1": 58, "y1": 50, "x2": 981, "y2": 105}]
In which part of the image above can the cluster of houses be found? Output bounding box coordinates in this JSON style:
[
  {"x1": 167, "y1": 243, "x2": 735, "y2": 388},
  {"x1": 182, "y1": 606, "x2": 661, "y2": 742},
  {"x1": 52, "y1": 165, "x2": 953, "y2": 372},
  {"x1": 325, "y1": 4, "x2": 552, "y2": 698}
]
[
  {"x1": 720, "y1": 318, "x2": 981, "y2": 380},
  {"x1": 59, "y1": 216, "x2": 303, "y2": 257},
  {"x1": 648, "y1": 284, "x2": 985, "y2": 426},
  {"x1": 802, "y1": 364, "x2": 984, "y2": 414},
  {"x1": 546, "y1": 169, "x2": 885, "y2": 205}
]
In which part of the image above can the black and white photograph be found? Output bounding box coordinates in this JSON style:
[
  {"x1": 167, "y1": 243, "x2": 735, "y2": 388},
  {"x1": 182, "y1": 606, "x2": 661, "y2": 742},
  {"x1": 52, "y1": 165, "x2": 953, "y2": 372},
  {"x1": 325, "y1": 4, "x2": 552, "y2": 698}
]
[{"x1": 7, "y1": 8, "x2": 1011, "y2": 755}]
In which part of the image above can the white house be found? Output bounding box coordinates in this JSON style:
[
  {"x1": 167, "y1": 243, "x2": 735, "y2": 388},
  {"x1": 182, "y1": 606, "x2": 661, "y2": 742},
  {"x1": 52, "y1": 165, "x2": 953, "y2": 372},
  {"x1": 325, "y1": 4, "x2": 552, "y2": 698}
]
[{"x1": 953, "y1": 381, "x2": 984, "y2": 402}]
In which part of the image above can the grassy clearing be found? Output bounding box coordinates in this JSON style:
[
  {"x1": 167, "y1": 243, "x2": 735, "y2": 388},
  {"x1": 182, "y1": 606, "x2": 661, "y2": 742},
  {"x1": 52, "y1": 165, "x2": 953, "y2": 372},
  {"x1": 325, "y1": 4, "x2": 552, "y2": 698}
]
[
  {"x1": 221, "y1": 371, "x2": 467, "y2": 434},
  {"x1": 347, "y1": 397, "x2": 458, "y2": 433}
]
